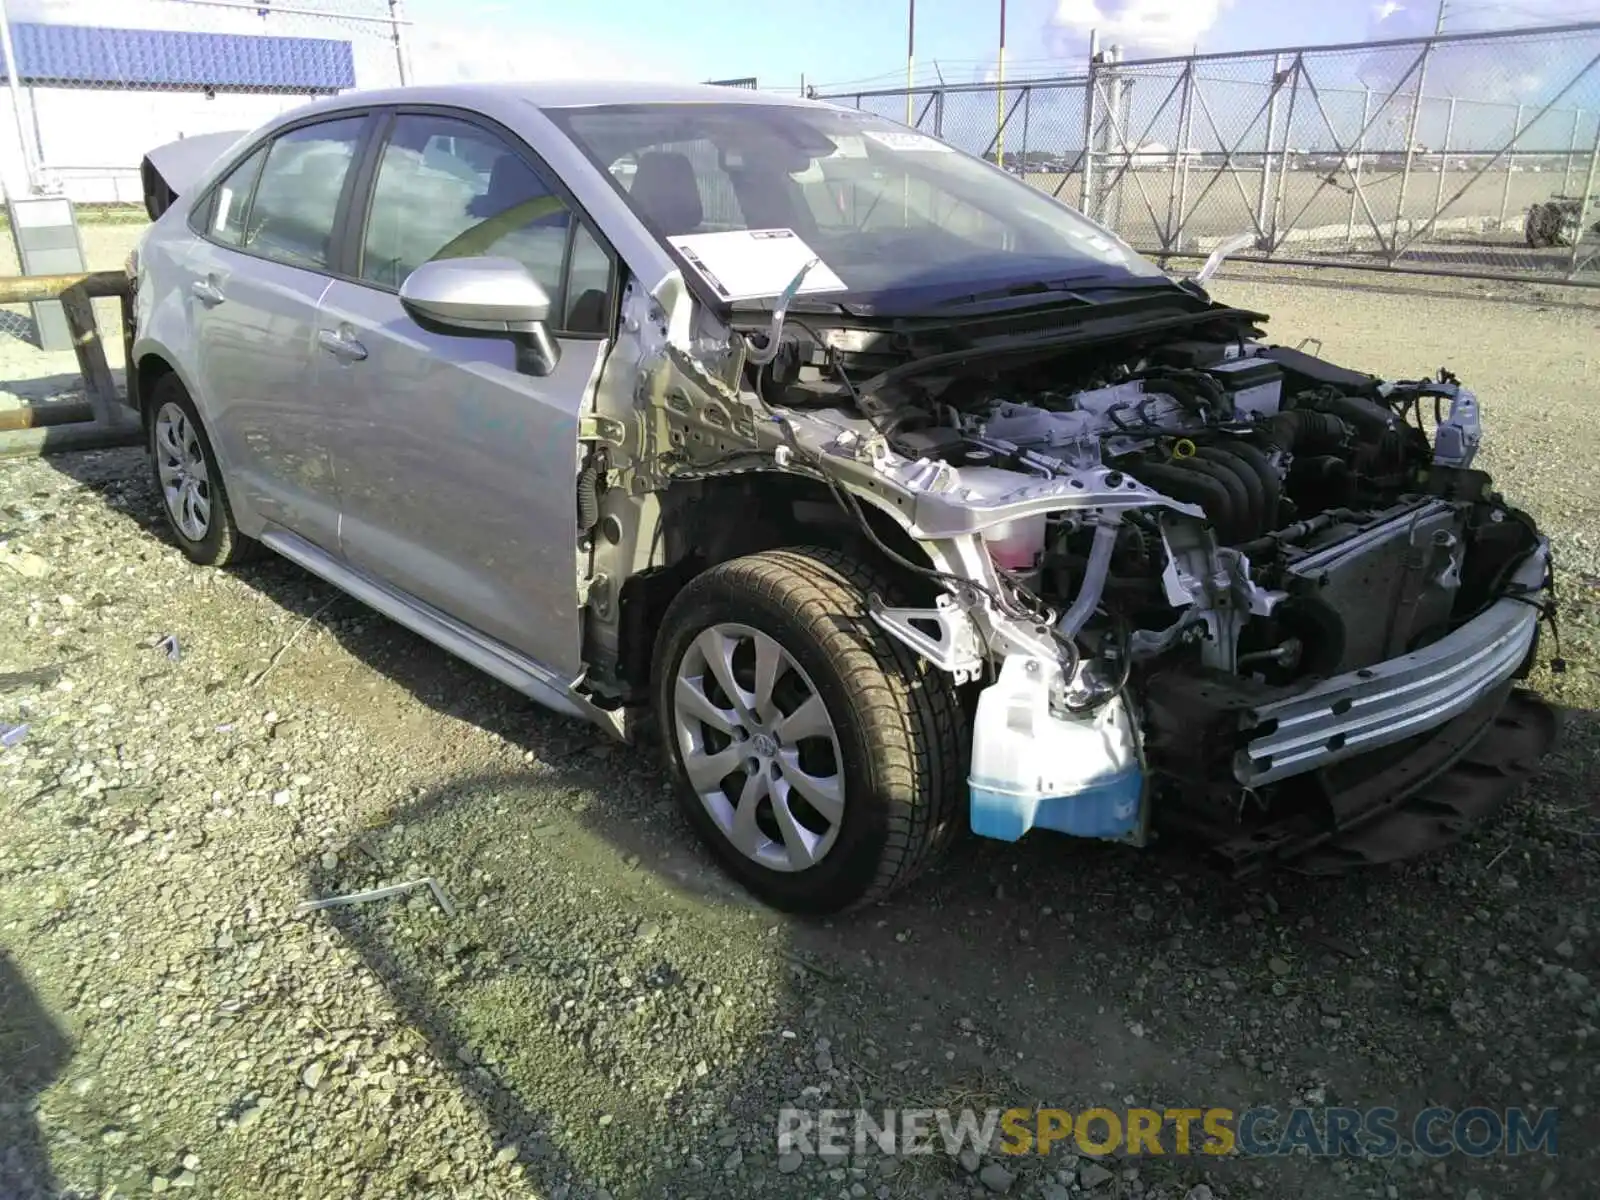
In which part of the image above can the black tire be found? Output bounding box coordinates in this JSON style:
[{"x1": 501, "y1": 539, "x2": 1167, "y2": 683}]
[
  {"x1": 146, "y1": 374, "x2": 259, "y2": 567},
  {"x1": 652, "y1": 547, "x2": 965, "y2": 915}
]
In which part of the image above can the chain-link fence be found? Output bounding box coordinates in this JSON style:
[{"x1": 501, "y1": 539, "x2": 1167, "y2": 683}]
[
  {"x1": 0, "y1": 0, "x2": 407, "y2": 203},
  {"x1": 818, "y1": 21, "x2": 1600, "y2": 286}
]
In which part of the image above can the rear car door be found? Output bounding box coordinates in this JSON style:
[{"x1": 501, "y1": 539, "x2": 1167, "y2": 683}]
[
  {"x1": 187, "y1": 113, "x2": 374, "y2": 550},
  {"x1": 314, "y1": 108, "x2": 618, "y2": 677}
]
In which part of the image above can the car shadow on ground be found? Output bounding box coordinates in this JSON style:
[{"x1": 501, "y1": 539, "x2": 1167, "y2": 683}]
[
  {"x1": 0, "y1": 948, "x2": 72, "y2": 1200},
  {"x1": 45, "y1": 446, "x2": 1599, "y2": 1199}
]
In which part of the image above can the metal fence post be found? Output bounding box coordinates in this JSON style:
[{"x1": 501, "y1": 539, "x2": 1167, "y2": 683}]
[
  {"x1": 1568, "y1": 117, "x2": 1600, "y2": 277},
  {"x1": 1107, "y1": 48, "x2": 1130, "y2": 232},
  {"x1": 1432, "y1": 95, "x2": 1456, "y2": 224},
  {"x1": 1166, "y1": 61, "x2": 1194, "y2": 252},
  {"x1": 806, "y1": 21, "x2": 1600, "y2": 290},
  {"x1": 1269, "y1": 56, "x2": 1303, "y2": 248},
  {"x1": 1562, "y1": 108, "x2": 1583, "y2": 195},
  {"x1": 1081, "y1": 34, "x2": 1100, "y2": 217},
  {"x1": 1392, "y1": 37, "x2": 1435, "y2": 259},
  {"x1": 1174, "y1": 57, "x2": 1197, "y2": 254},
  {"x1": 1346, "y1": 86, "x2": 1372, "y2": 250},
  {"x1": 1498, "y1": 102, "x2": 1526, "y2": 229},
  {"x1": 1021, "y1": 86, "x2": 1031, "y2": 181},
  {"x1": 1256, "y1": 54, "x2": 1284, "y2": 245}
]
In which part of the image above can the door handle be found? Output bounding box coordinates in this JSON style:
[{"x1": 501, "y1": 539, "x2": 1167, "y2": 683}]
[
  {"x1": 317, "y1": 328, "x2": 368, "y2": 362},
  {"x1": 190, "y1": 277, "x2": 225, "y2": 305}
]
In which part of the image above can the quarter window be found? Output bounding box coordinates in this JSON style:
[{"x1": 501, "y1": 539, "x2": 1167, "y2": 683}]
[
  {"x1": 206, "y1": 145, "x2": 267, "y2": 247},
  {"x1": 361, "y1": 114, "x2": 573, "y2": 304},
  {"x1": 240, "y1": 117, "x2": 367, "y2": 271}
]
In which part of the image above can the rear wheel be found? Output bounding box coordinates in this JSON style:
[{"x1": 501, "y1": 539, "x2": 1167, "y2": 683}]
[
  {"x1": 653, "y1": 547, "x2": 964, "y2": 914},
  {"x1": 146, "y1": 375, "x2": 258, "y2": 567}
]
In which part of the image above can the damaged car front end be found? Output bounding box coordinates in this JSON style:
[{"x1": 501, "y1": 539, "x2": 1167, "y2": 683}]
[{"x1": 559, "y1": 102, "x2": 1560, "y2": 893}]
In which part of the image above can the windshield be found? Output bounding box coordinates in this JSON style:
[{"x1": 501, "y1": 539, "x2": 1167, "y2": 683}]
[{"x1": 544, "y1": 101, "x2": 1166, "y2": 307}]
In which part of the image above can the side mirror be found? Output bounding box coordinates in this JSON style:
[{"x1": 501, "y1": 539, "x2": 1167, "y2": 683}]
[{"x1": 400, "y1": 256, "x2": 560, "y2": 376}]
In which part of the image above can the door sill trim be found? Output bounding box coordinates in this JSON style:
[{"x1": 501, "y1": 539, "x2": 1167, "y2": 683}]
[{"x1": 259, "y1": 528, "x2": 621, "y2": 735}]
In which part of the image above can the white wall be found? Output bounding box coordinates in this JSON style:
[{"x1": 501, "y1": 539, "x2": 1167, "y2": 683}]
[{"x1": 0, "y1": 86, "x2": 314, "y2": 202}]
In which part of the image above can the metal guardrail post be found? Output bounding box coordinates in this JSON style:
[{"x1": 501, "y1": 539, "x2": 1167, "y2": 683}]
[{"x1": 0, "y1": 270, "x2": 142, "y2": 458}]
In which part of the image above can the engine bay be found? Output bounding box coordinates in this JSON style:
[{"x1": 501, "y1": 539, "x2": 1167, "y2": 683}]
[
  {"x1": 604, "y1": 265, "x2": 1556, "y2": 876},
  {"x1": 754, "y1": 322, "x2": 1528, "y2": 697}
]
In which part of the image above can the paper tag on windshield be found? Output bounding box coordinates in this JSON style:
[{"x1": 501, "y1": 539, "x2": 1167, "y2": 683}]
[
  {"x1": 668, "y1": 229, "x2": 846, "y2": 303},
  {"x1": 828, "y1": 135, "x2": 869, "y2": 159},
  {"x1": 863, "y1": 130, "x2": 953, "y2": 153}
]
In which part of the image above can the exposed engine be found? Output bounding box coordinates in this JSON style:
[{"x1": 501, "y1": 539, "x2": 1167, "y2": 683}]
[
  {"x1": 834, "y1": 337, "x2": 1524, "y2": 693},
  {"x1": 710, "y1": 287, "x2": 1551, "y2": 875}
]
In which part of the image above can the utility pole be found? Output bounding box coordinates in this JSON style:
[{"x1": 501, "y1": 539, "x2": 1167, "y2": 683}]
[
  {"x1": 0, "y1": 0, "x2": 38, "y2": 193},
  {"x1": 996, "y1": 0, "x2": 1008, "y2": 166},
  {"x1": 905, "y1": 0, "x2": 916, "y2": 125},
  {"x1": 1434, "y1": 1, "x2": 1447, "y2": 34},
  {"x1": 389, "y1": 0, "x2": 411, "y2": 86}
]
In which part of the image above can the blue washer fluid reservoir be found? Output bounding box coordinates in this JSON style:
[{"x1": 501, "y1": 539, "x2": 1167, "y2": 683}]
[{"x1": 968, "y1": 654, "x2": 1147, "y2": 844}]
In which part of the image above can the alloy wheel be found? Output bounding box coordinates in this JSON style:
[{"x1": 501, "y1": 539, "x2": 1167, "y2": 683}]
[{"x1": 672, "y1": 622, "x2": 846, "y2": 872}]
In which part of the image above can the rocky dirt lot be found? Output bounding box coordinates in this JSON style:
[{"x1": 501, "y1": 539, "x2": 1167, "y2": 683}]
[{"x1": 2, "y1": 269, "x2": 1598, "y2": 1200}]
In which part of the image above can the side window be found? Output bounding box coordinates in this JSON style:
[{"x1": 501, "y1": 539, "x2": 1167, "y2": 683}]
[
  {"x1": 240, "y1": 117, "x2": 367, "y2": 271},
  {"x1": 204, "y1": 145, "x2": 267, "y2": 246},
  {"x1": 565, "y1": 224, "x2": 612, "y2": 334},
  {"x1": 361, "y1": 114, "x2": 574, "y2": 309}
]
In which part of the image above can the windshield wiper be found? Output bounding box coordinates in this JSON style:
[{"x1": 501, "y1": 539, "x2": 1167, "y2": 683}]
[{"x1": 933, "y1": 276, "x2": 1178, "y2": 308}]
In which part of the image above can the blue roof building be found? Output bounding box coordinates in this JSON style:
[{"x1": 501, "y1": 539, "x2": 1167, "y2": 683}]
[{"x1": 1, "y1": 21, "x2": 356, "y2": 93}]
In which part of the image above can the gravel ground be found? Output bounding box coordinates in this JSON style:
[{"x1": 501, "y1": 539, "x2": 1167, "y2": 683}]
[{"x1": 2, "y1": 268, "x2": 1598, "y2": 1200}]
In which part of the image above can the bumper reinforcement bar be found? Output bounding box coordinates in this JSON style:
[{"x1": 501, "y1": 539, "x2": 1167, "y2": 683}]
[{"x1": 1235, "y1": 540, "x2": 1548, "y2": 786}]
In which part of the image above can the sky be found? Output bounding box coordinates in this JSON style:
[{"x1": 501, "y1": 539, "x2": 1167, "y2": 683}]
[
  {"x1": 7, "y1": 0, "x2": 1598, "y2": 92},
  {"x1": 396, "y1": 0, "x2": 1600, "y2": 92}
]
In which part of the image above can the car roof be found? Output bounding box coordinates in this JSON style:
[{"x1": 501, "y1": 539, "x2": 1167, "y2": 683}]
[{"x1": 301, "y1": 80, "x2": 829, "y2": 113}]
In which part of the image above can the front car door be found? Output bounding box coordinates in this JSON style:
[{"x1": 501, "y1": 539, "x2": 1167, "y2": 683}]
[
  {"x1": 185, "y1": 113, "x2": 374, "y2": 550},
  {"x1": 314, "y1": 108, "x2": 618, "y2": 678}
]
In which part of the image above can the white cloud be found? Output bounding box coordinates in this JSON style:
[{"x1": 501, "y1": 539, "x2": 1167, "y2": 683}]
[
  {"x1": 8, "y1": 0, "x2": 675, "y2": 85},
  {"x1": 404, "y1": 23, "x2": 682, "y2": 86},
  {"x1": 1044, "y1": 0, "x2": 1232, "y2": 55},
  {"x1": 1358, "y1": 0, "x2": 1600, "y2": 102},
  {"x1": 1370, "y1": 0, "x2": 1600, "y2": 35}
]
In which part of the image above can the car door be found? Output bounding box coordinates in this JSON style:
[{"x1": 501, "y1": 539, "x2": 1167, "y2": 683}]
[
  {"x1": 186, "y1": 113, "x2": 374, "y2": 550},
  {"x1": 314, "y1": 109, "x2": 618, "y2": 678}
]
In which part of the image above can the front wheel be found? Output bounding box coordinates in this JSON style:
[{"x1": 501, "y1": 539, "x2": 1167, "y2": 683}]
[{"x1": 652, "y1": 548, "x2": 965, "y2": 914}]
